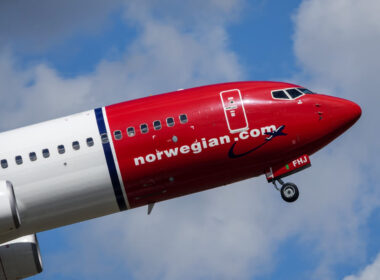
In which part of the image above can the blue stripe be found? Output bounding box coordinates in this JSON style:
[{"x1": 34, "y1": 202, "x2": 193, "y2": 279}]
[{"x1": 95, "y1": 108, "x2": 127, "y2": 211}]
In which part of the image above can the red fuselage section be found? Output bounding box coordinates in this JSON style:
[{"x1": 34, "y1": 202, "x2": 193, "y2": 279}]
[{"x1": 105, "y1": 81, "x2": 361, "y2": 208}]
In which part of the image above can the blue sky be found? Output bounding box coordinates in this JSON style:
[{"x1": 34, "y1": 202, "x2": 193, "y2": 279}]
[{"x1": 0, "y1": 1, "x2": 379, "y2": 280}]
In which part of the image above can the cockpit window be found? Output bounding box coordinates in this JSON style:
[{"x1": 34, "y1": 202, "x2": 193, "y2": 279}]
[
  {"x1": 298, "y1": 88, "x2": 313, "y2": 94},
  {"x1": 272, "y1": 90, "x2": 289, "y2": 99},
  {"x1": 286, "y1": 89, "x2": 303, "y2": 99}
]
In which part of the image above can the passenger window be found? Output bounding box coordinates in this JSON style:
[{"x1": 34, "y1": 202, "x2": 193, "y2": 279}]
[
  {"x1": 86, "y1": 137, "x2": 94, "y2": 147},
  {"x1": 1, "y1": 159, "x2": 8, "y2": 169},
  {"x1": 166, "y1": 117, "x2": 175, "y2": 127},
  {"x1": 127, "y1": 127, "x2": 135, "y2": 137},
  {"x1": 101, "y1": 133, "x2": 109, "y2": 144},
  {"x1": 58, "y1": 145, "x2": 65, "y2": 154},
  {"x1": 15, "y1": 155, "x2": 23, "y2": 165},
  {"x1": 286, "y1": 89, "x2": 303, "y2": 99},
  {"x1": 179, "y1": 114, "x2": 188, "y2": 124},
  {"x1": 29, "y1": 152, "x2": 37, "y2": 161},
  {"x1": 72, "y1": 141, "x2": 80, "y2": 150},
  {"x1": 114, "y1": 130, "x2": 122, "y2": 140},
  {"x1": 140, "y1": 124, "x2": 148, "y2": 134},
  {"x1": 42, "y1": 149, "x2": 50, "y2": 158},
  {"x1": 153, "y1": 120, "x2": 162, "y2": 130},
  {"x1": 272, "y1": 90, "x2": 289, "y2": 99}
]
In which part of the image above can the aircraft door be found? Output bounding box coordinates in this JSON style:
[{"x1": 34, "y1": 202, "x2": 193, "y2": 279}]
[{"x1": 220, "y1": 89, "x2": 249, "y2": 133}]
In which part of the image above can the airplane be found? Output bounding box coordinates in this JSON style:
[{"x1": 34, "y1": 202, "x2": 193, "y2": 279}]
[
  {"x1": 265, "y1": 125, "x2": 287, "y2": 140},
  {"x1": 0, "y1": 81, "x2": 361, "y2": 279}
]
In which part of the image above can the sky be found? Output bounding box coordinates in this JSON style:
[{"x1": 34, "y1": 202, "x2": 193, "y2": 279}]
[{"x1": 0, "y1": 0, "x2": 379, "y2": 279}]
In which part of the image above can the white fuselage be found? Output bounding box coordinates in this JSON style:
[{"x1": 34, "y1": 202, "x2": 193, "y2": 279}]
[{"x1": 0, "y1": 110, "x2": 122, "y2": 243}]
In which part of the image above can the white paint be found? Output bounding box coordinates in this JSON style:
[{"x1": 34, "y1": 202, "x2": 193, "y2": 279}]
[
  {"x1": 220, "y1": 89, "x2": 249, "y2": 134},
  {"x1": 0, "y1": 110, "x2": 120, "y2": 243}
]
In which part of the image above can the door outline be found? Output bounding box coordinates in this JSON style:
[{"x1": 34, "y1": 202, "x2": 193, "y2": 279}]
[{"x1": 220, "y1": 89, "x2": 249, "y2": 133}]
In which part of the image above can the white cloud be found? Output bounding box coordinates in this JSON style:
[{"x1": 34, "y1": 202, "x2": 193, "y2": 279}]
[
  {"x1": 0, "y1": 50, "x2": 93, "y2": 130},
  {"x1": 343, "y1": 254, "x2": 380, "y2": 280},
  {"x1": 0, "y1": 0, "x2": 243, "y2": 131},
  {"x1": 294, "y1": 0, "x2": 380, "y2": 90},
  {"x1": 291, "y1": 0, "x2": 380, "y2": 278},
  {"x1": 51, "y1": 184, "x2": 279, "y2": 280}
]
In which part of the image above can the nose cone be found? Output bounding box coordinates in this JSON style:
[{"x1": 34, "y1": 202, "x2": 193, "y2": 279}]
[
  {"x1": 320, "y1": 96, "x2": 361, "y2": 137},
  {"x1": 351, "y1": 101, "x2": 362, "y2": 122},
  {"x1": 332, "y1": 99, "x2": 362, "y2": 127},
  {"x1": 302, "y1": 95, "x2": 361, "y2": 154}
]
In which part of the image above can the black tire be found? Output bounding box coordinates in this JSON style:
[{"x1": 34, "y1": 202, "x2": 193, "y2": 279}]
[{"x1": 280, "y1": 183, "x2": 299, "y2": 203}]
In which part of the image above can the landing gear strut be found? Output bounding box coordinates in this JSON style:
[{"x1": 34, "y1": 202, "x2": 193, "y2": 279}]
[{"x1": 273, "y1": 178, "x2": 299, "y2": 203}]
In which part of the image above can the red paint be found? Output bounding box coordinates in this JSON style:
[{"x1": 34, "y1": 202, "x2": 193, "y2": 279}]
[
  {"x1": 105, "y1": 81, "x2": 361, "y2": 208},
  {"x1": 266, "y1": 154, "x2": 311, "y2": 182}
]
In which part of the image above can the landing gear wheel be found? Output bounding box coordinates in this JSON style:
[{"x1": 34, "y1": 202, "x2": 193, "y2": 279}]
[{"x1": 280, "y1": 183, "x2": 299, "y2": 203}]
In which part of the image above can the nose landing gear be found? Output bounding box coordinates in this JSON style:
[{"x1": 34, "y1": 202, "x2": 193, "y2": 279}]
[
  {"x1": 266, "y1": 155, "x2": 310, "y2": 202},
  {"x1": 273, "y1": 178, "x2": 299, "y2": 203}
]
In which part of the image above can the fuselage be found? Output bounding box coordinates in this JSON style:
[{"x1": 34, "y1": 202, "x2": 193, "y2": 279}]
[{"x1": 0, "y1": 81, "x2": 361, "y2": 243}]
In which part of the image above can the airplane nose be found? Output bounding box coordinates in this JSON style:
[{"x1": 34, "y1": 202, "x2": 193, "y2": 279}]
[
  {"x1": 351, "y1": 100, "x2": 362, "y2": 122},
  {"x1": 306, "y1": 95, "x2": 361, "y2": 152},
  {"x1": 339, "y1": 99, "x2": 362, "y2": 126},
  {"x1": 320, "y1": 96, "x2": 362, "y2": 133}
]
